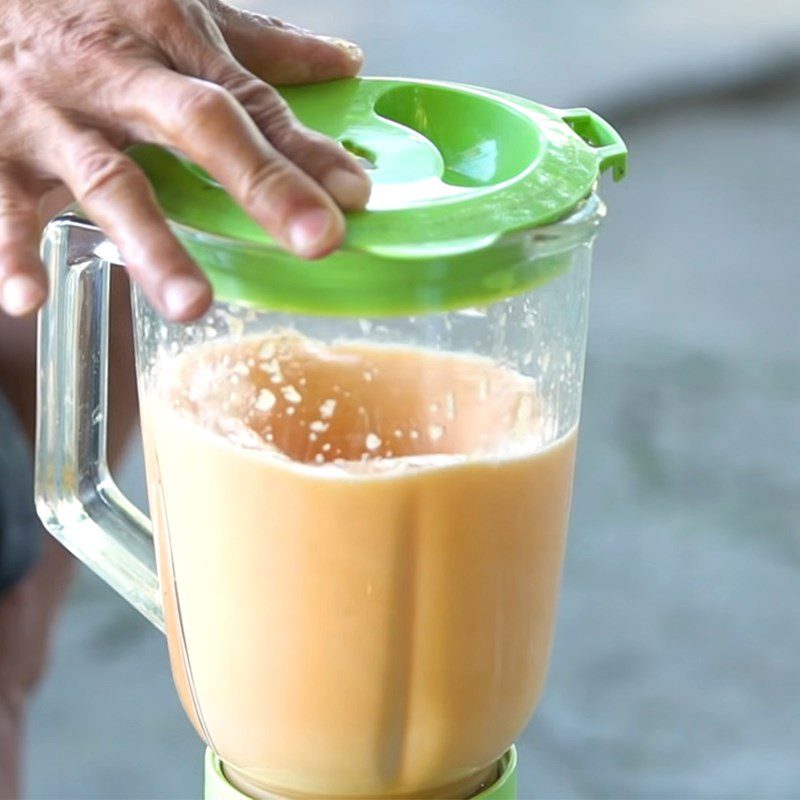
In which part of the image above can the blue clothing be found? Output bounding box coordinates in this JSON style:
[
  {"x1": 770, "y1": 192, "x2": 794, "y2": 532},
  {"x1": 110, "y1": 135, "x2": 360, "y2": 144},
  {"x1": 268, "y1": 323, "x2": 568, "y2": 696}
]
[{"x1": 0, "y1": 391, "x2": 41, "y2": 593}]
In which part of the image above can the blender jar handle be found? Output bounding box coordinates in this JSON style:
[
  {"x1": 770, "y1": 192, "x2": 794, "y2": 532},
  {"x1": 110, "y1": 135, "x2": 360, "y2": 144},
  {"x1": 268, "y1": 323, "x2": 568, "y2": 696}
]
[
  {"x1": 559, "y1": 107, "x2": 628, "y2": 182},
  {"x1": 35, "y1": 211, "x2": 164, "y2": 632}
]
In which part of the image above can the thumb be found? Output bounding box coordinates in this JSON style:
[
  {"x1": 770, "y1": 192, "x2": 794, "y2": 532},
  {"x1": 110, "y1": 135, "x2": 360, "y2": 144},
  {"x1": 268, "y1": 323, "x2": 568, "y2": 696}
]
[{"x1": 211, "y1": 4, "x2": 364, "y2": 85}]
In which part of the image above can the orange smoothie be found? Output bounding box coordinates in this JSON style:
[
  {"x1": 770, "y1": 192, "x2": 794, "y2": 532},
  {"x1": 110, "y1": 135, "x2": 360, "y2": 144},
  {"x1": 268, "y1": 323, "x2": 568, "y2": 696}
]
[{"x1": 140, "y1": 332, "x2": 577, "y2": 799}]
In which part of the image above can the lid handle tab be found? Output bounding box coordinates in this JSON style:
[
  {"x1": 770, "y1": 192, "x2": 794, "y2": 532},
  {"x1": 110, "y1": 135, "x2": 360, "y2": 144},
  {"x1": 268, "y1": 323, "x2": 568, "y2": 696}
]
[{"x1": 559, "y1": 108, "x2": 628, "y2": 182}]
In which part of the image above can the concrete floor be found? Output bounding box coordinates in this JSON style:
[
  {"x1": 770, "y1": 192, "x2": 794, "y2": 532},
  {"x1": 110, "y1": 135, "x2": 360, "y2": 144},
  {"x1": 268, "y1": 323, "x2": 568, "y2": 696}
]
[{"x1": 23, "y1": 2, "x2": 800, "y2": 798}]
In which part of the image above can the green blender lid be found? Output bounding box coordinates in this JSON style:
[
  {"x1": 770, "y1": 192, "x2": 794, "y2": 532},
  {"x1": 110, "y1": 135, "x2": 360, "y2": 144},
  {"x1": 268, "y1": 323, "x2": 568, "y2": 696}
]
[{"x1": 131, "y1": 77, "x2": 627, "y2": 316}]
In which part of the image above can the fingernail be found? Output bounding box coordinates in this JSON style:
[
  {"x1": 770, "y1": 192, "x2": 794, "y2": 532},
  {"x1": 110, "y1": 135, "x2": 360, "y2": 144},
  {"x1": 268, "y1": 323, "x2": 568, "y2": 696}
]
[
  {"x1": 321, "y1": 36, "x2": 364, "y2": 61},
  {"x1": 163, "y1": 276, "x2": 211, "y2": 320},
  {"x1": 288, "y1": 209, "x2": 339, "y2": 257},
  {"x1": 323, "y1": 169, "x2": 371, "y2": 210},
  {"x1": 1, "y1": 274, "x2": 46, "y2": 316}
]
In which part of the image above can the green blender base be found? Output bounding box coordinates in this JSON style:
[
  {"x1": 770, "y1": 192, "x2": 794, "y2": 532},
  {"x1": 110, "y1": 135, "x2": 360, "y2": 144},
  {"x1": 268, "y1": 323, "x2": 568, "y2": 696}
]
[{"x1": 204, "y1": 747, "x2": 518, "y2": 800}]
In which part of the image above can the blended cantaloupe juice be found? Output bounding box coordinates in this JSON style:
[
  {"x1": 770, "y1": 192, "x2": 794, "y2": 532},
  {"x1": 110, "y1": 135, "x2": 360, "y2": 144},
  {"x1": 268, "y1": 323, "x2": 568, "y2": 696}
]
[{"x1": 140, "y1": 331, "x2": 577, "y2": 800}]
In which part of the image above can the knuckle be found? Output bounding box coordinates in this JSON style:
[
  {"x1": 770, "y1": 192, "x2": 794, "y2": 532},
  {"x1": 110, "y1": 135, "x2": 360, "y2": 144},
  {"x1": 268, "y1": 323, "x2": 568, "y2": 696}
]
[
  {"x1": 0, "y1": 213, "x2": 38, "y2": 247},
  {"x1": 130, "y1": 0, "x2": 199, "y2": 52},
  {"x1": 137, "y1": 0, "x2": 185, "y2": 27},
  {"x1": 205, "y1": 0, "x2": 230, "y2": 17},
  {"x1": 150, "y1": 0, "x2": 184, "y2": 19},
  {"x1": 275, "y1": 126, "x2": 342, "y2": 172},
  {"x1": 298, "y1": 129, "x2": 342, "y2": 161},
  {"x1": 204, "y1": 57, "x2": 253, "y2": 95},
  {"x1": 261, "y1": 15, "x2": 289, "y2": 29},
  {"x1": 220, "y1": 69, "x2": 262, "y2": 101},
  {"x1": 0, "y1": 178, "x2": 39, "y2": 242},
  {"x1": 245, "y1": 92, "x2": 293, "y2": 134},
  {"x1": 238, "y1": 159, "x2": 295, "y2": 211},
  {"x1": 174, "y1": 82, "x2": 233, "y2": 128},
  {"x1": 73, "y1": 148, "x2": 140, "y2": 202},
  {"x1": 0, "y1": 187, "x2": 31, "y2": 219}
]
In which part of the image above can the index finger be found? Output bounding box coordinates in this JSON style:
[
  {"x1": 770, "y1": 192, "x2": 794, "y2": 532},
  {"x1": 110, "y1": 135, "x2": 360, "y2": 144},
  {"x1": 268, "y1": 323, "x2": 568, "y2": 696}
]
[
  {"x1": 121, "y1": 69, "x2": 346, "y2": 259},
  {"x1": 210, "y1": 6, "x2": 364, "y2": 85},
  {"x1": 48, "y1": 127, "x2": 212, "y2": 321}
]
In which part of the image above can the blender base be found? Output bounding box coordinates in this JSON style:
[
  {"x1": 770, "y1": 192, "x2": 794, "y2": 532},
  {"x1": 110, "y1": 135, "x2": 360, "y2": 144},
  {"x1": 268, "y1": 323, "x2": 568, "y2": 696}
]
[{"x1": 204, "y1": 748, "x2": 518, "y2": 800}]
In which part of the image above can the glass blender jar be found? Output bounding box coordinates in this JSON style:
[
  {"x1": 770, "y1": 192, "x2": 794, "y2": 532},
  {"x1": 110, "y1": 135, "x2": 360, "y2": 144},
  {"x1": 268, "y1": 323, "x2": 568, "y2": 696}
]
[{"x1": 36, "y1": 77, "x2": 626, "y2": 800}]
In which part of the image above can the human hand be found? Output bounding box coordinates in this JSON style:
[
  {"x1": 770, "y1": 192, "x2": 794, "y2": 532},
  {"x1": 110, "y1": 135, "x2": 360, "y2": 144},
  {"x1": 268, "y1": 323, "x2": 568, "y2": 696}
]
[{"x1": 0, "y1": 0, "x2": 371, "y2": 321}]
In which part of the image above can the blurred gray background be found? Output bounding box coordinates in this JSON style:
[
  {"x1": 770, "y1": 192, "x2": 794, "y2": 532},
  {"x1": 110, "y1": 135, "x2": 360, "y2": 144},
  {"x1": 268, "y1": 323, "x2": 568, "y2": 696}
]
[{"x1": 25, "y1": 1, "x2": 800, "y2": 798}]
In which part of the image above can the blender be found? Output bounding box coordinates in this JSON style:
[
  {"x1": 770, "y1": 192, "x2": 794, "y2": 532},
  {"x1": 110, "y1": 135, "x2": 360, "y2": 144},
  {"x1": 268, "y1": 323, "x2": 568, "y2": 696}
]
[{"x1": 35, "y1": 77, "x2": 627, "y2": 799}]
